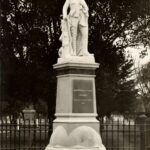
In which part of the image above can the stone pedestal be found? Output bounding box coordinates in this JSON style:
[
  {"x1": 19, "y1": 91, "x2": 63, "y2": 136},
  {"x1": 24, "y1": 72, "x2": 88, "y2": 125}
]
[{"x1": 45, "y1": 57, "x2": 106, "y2": 150}]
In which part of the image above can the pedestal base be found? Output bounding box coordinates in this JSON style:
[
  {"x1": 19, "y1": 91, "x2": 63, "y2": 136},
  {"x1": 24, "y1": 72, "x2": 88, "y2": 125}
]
[
  {"x1": 45, "y1": 125, "x2": 106, "y2": 150},
  {"x1": 45, "y1": 61, "x2": 106, "y2": 150},
  {"x1": 45, "y1": 146, "x2": 106, "y2": 150},
  {"x1": 53, "y1": 113, "x2": 99, "y2": 133}
]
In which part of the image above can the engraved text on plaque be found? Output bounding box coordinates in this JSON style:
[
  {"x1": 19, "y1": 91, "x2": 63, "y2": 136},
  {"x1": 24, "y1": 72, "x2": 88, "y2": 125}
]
[{"x1": 73, "y1": 80, "x2": 94, "y2": 113}]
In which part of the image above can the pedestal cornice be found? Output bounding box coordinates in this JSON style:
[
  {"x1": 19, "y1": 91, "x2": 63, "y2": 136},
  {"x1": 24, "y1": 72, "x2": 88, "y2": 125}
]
[{"x1": 53, "y1": 61, "x2": 99, "y2": 76}]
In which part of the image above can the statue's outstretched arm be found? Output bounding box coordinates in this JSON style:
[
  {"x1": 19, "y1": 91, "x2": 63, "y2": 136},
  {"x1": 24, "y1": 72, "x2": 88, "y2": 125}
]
[{"x1": 63, "y1": 0, "x2": 70, "y2": 19}]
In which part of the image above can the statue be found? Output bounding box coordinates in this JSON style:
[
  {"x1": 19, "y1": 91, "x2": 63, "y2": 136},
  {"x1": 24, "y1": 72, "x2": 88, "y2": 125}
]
[{"x1": 59, "y1": 0, "x2": 92, "y2": 58}]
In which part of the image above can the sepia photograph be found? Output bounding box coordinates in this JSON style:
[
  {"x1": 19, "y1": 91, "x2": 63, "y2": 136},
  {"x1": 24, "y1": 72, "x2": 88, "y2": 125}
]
[{"x1": 0, "y1": 0, "x2": 150, "y2": 149}]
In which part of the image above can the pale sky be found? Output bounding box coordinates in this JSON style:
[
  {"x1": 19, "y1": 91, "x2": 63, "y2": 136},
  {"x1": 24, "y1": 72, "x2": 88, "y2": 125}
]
[{"x1": 126, "y1": 46, "x2": 150, "y2": 68}]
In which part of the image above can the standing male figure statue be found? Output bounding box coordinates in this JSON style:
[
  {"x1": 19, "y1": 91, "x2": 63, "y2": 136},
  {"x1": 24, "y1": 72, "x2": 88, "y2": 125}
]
[{"x1": 59, "y1": 0, "x2": 92, "y2": 57}]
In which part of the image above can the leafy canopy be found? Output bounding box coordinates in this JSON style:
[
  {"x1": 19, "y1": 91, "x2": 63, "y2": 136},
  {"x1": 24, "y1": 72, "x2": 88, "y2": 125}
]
[{"x1": 1, "y1": 0, "x2": 149, "y2": 117}]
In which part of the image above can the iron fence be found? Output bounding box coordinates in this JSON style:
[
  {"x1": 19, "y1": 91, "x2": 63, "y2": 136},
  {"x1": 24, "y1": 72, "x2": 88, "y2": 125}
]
[
  {"x1": 0, "y1": 117, "x2": 149, "y2": 150},
  {"x1": 100, "y1": 119, "x2": 141, "y2": 150},
  {"x1": 0, "y1": 118, "x2": 52, "y2": 150}
]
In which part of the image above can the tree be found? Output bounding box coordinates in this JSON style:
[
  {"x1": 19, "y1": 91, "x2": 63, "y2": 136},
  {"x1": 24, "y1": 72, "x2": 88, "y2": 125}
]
[
  {"x1": 1, "y1": 0, "x2": 149, "y2": 118},
  {"x1": 87, "y1": 0, "x2": 143, "y2": 117},
  {"x1": 127, "y1": 1, "x2": 150, "y2": 48},
  {"x1": 0, "y1": 0, "x2": 60, "y2": 118}
]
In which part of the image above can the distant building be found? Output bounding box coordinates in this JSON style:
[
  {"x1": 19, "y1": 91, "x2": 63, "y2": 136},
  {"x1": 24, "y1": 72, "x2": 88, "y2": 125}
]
[{"x1": 134, "y1": 96, "x2": 146, "y2": 114}]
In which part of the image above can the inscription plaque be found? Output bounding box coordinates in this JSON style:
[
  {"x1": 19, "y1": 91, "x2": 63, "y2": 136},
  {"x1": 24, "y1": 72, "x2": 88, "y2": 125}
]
[{"x1": 72, "y1": 80, "x2": 94, "y2": 113}]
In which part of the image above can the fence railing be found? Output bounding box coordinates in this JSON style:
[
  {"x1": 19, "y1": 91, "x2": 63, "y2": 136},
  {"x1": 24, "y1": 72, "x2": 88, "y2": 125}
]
[
  {"x1": 100, "y1": 120, "x2": 141, "y2": 150},
  {"x1": 0, "y1": 116, "x2": 150, "y2": 150},
  {"x1": 0, "y1": 118, "x2": 52, "y2": 150}
]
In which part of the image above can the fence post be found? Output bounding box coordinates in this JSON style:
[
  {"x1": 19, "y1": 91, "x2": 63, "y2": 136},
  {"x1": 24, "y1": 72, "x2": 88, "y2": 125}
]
[
  {"x1": 145, "y1": 117, "x2": 150, "y2": 150},
  {"x1": 136, "y1": 114, "x2": 147, "y2": 150}
]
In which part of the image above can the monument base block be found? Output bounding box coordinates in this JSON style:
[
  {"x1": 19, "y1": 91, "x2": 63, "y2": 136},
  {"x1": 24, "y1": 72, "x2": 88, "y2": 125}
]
[
  {"x1": 45, "y1": 60, "x2": 106, "y2": 150},
  {"x1": 53, "y1": 113, "x2": 100, "y2": 133},
  {"x1": 45, "y1": 146, "x2": 106, "y2": 150},
  {"x1": 45, "y1": 125, "x2": 106, "y2": 150}
]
